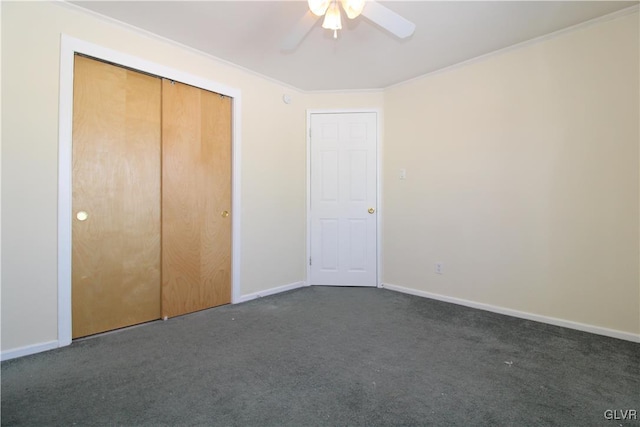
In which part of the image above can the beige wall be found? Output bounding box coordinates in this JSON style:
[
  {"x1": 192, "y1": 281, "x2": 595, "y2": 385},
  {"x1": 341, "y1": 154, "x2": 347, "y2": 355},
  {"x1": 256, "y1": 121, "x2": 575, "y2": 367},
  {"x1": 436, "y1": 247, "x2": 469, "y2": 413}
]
[
  {"x1": 2, "y1": 1, "x2": 637, "y2": 355},
  {"x1": 383, "y1": 12, "x2": 639, "y2": 335},
  {"x1": 0, "y1": 1, "x2": 382, "y2": 352},
  {"x1": 242, "y1": 89, "x2": 384, "y2": 296}
]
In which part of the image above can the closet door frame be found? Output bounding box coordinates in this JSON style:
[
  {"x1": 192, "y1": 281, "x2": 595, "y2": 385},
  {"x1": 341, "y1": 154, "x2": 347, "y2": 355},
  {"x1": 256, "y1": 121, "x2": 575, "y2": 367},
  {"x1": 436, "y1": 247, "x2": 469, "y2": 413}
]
[{"x1": 57, "y1": 35, "x2": 242, "y2": 347}]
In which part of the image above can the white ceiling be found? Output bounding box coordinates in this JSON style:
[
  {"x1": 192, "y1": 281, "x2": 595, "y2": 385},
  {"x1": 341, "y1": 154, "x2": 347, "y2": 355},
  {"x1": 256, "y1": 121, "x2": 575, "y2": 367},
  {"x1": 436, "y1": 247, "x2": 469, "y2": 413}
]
[{"x1": 70, "y1": 1, "x2": 638, "y2": 91}]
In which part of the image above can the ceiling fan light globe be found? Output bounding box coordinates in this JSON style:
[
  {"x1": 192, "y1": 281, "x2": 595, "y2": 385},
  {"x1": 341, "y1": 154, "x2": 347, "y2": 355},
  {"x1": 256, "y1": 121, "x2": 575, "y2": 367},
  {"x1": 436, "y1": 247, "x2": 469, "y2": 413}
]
[
  {"x1": 341, "y1": 0, "x2": 365, "y2": 19},
  {"x1": 322, "y1": 2, "x2": 342, "y2": 30},
  {"x1": 308, "y1": 0, "x2": 330, "y2": 16}
]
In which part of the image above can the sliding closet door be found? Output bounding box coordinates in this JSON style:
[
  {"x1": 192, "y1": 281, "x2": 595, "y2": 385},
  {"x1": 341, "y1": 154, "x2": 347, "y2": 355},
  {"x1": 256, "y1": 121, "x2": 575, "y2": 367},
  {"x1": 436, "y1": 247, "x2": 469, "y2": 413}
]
[
  {"x1": 161, "y1": 80, "x2": 232, "y2": 318},
  {"x1": 72, "y1": 55, "x2": 162, "y2": 338}
]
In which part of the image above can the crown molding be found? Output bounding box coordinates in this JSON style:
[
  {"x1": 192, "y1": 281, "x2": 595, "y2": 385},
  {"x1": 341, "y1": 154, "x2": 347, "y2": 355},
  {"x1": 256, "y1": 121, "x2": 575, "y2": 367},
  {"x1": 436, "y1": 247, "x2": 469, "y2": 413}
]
[
  {"x1": 387, "y1": 4, "x2": 640, "y2": 91},
  {"x1": 54, "y1": 0, "x2": 308, "y2": 93},
  {"x1": 55, "y1": 1, "x2": 639, "y2": 93}
]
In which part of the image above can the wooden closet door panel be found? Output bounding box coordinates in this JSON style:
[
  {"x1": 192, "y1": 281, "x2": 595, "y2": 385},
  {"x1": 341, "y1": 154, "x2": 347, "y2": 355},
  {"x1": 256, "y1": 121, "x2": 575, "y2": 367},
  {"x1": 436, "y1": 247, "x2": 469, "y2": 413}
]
[
  {"x1": 72, "y1": 56, "x2": 162, "y2": 338},
  {"x1": 161, "y1": 80, "x2": 232, "y2": 318}
]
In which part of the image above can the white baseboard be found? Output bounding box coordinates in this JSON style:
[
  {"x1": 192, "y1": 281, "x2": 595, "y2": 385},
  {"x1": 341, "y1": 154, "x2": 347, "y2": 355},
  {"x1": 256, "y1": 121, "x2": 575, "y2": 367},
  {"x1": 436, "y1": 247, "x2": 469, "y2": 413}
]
[
  {"x1": 1, "y1": 340, "x2": 59, "y2": 362},
  {"x1": 2, "y1": 282, "x2": 307, "y2": 361},
  {"x1": 5, "y1": 282, "x2": 634, "y2": 361},
  {"x1": 235, "y1": 281, "x2": 308, "y2": 304},
  {"x1": 381, "y1": 283, "x2": 640, "y2": 343}
]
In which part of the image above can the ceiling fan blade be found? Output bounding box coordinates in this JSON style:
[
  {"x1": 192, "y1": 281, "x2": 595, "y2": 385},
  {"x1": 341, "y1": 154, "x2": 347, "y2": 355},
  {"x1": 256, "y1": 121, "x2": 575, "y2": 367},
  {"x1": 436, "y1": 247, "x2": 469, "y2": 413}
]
[
  {"x1": 361, "y1": 1, "x2": 416, "y2": 39},
  {"x1": 281, "y1": 10, "x2": 320, "y2": 51}
]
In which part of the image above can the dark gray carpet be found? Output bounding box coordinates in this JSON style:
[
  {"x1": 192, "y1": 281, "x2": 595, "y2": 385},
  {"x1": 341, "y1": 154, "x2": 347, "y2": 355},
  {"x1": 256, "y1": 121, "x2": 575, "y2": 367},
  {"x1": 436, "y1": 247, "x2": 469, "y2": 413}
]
[{"x1": 2, "y1": 287, "x2": 639, "y2": 426}]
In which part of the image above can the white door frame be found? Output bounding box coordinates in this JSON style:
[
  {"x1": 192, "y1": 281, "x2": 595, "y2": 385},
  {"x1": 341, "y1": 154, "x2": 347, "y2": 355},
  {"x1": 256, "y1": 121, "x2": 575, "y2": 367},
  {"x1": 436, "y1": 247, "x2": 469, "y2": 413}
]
[
  {"x1": 306, "y1": 109, "x2": 382, "y2": 287},
  {"x1": 58, "y1": 35, "x2": 243, "y2": 347}
]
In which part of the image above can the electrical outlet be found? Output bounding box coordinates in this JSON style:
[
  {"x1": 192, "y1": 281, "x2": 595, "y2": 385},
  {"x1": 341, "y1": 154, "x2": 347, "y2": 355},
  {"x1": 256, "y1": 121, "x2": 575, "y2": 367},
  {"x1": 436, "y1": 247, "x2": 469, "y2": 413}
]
[{"x1": 435, "y1": 262, "x2": 443, "y2": 275}]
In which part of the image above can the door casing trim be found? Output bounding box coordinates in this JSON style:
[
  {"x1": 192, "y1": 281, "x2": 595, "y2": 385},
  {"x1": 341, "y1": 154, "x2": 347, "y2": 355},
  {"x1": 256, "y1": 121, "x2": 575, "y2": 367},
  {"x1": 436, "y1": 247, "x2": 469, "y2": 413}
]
[
  {"x1": 305, "y1": 109, "x2": 383, "y2": 288},
  {"x1": 58, "y1": 34, "x2": 243, "y2": 347}
]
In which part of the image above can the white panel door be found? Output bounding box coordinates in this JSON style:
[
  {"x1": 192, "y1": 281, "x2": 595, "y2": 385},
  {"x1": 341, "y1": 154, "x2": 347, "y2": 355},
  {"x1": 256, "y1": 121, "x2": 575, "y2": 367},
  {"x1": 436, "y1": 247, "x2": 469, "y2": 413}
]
[{"x1": 310, "y1": 112, "x2": 377, "y2": 286}]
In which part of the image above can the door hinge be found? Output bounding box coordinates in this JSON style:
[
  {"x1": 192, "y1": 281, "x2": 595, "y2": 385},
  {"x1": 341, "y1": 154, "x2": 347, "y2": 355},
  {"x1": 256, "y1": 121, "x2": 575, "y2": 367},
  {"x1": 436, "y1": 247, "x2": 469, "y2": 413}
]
[{"x1": 309, "y1": 257, "x2": 312, "y2": 266}]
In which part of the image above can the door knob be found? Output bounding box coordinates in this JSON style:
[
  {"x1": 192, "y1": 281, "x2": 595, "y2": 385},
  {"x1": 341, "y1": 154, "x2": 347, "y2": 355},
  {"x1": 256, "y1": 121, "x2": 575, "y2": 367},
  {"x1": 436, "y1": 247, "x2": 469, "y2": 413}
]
[
  {"x1": 368, "y1": 208, "x2": 375, "y2": 214},
  {"x1": 221, "y1": 210, "x2": 230, "y2": 218},
  {"x1": 76, "y1": 211, "x2": 89, "y2": 221}
]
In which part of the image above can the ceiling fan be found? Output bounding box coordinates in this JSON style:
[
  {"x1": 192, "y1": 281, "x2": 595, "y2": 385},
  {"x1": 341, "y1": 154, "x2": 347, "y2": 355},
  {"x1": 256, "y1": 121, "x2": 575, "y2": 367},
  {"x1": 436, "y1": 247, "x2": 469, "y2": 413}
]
[{"x1": 282, "y1": 0, "x2": 416, "y2": 50}]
